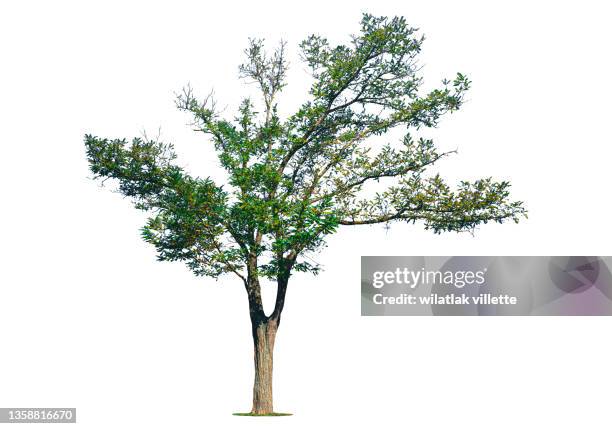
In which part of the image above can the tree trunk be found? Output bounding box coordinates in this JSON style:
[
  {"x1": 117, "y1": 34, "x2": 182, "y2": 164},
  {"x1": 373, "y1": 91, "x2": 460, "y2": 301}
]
[
  {"x1": 251, "y1": 318, "x2": 278, "y2": 415},
  {"x1": 244, "y1": 258, "x2": 290, "y2": 415}
]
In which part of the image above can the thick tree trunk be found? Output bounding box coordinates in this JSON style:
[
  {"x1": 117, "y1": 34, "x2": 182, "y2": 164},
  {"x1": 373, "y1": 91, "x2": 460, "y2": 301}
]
[
  {"x1": 244, "y1": 257, "x2": 290, "y2": 415},
  {"x1": 251, "y1": 318, "x2": 278, "y2": 415}
]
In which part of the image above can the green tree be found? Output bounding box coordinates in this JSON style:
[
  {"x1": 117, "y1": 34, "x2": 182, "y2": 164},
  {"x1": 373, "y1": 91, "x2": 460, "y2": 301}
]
[{"x1": 85, "y1": 14, "x2": 525, "y2": 415}]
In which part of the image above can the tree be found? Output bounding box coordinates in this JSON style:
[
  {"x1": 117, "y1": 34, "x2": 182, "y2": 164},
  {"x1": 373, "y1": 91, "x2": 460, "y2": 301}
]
[{"x1": 84, "y1": 13, "x2": 526, "y2": 415}]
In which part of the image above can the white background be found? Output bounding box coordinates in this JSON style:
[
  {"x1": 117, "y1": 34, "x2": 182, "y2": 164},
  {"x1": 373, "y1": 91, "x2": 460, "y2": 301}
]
[{"x1": 1, "y1": 1, "x2": 612, "y2": 428}]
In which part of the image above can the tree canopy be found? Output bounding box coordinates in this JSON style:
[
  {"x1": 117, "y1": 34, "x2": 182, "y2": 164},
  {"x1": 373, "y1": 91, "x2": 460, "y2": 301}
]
[{"x1": 85, "y1": 13, "x2": 526, "y2": 285}]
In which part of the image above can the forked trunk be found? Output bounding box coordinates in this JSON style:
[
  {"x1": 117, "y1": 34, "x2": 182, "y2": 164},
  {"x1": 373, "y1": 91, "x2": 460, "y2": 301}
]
[{"x1": 251, "y1": 318, "x2": 278, "y2": 415}]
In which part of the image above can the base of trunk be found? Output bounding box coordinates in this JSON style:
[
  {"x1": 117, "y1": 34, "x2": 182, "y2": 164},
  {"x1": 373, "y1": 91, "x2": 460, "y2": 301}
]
[
  {"x1": 233, "y1": 412, "x2": 292, "y2": 417},
  {"x1": 251, "y1": 319, "x2": 277, "y2": 415}
]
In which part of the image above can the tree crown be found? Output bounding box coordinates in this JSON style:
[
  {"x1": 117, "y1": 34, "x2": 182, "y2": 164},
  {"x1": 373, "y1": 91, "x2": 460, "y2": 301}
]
[{"x1": 85, "y1": 13, "x2": 526, "y2": 282}]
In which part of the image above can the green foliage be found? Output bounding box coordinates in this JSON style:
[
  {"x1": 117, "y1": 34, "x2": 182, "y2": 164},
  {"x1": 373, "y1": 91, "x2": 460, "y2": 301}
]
[
  {"x1": 85, "y1": 135, "x2": 236, "y2": 278},
  {"x1": 85, "y1": 13, "x2": 526, "y2": 282}
]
